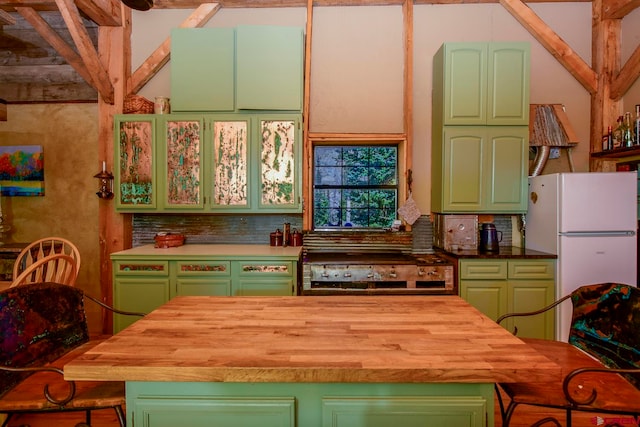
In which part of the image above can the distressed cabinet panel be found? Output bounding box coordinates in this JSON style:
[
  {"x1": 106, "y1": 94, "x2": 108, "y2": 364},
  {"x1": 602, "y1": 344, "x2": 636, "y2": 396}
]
[
  {"x1": 211, "y1": 118, "x2": 250, "y2": 210},
  {"x1": 115, "y1": 116, "x2": 157, "y2": 210},
  {"x1": 160, "y1": 117, "x2": 205, "y2": 209}
]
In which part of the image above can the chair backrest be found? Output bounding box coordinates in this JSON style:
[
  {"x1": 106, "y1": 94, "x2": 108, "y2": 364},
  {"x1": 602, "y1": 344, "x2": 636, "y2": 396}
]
[
  {"x1": 0, "y1": 282, "x2": 89, "y2": 396},
  {"x1": 10, "y1": 253, "x2": 78, "y2": 287},
  {"x1": 569, "y1": 282, "x2": 640, "y2": 388},
  {"x1": 13, "y1": 237, "x2": 81, "y2": 284}
]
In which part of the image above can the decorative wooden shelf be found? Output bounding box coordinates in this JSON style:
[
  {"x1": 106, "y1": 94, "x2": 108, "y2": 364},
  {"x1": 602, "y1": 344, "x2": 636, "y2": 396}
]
[{"x1": 591, "y1": 146, "x2": 640, "y2": 159}]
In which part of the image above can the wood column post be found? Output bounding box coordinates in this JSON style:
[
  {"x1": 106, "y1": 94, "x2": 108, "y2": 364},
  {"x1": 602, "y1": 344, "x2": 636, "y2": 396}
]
[
  {"x1": 97, "y1": 6, "x2": 132, "y2": 334},
  {"x1": 591, "y1": 0, "x2": 622, "y2": 172}
]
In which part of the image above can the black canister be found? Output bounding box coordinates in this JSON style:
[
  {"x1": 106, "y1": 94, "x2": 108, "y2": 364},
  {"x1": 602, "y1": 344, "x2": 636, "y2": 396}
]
[{"x1": 479, "y1": 223, "x2": 502, "y2": 252}]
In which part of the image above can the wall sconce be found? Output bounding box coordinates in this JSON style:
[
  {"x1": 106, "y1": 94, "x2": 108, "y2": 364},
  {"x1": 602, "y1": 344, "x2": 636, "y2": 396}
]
[{"x1": 94, "y1": 161, "x2": 114, "y2": 199}]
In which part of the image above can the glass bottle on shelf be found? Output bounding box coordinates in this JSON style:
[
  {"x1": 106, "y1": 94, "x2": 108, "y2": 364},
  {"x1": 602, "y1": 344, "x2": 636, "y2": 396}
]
[
  {"x1": 624, "y1": 112, "x2": 633, "y2": 148},
  {"x1": 614, "y1": 115, "x2": 624, "y2": 148}
]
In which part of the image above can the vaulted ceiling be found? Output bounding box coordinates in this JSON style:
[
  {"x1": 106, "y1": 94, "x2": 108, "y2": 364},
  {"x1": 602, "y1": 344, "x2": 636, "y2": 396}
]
[{"x1": 0, "y1": 0, "x2": 639, "y2": 104}]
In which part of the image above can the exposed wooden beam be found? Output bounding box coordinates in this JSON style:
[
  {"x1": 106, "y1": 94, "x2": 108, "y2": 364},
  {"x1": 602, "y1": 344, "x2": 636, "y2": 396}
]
[
  {"x1": 610, "y1": 43, "x2": 640, "y2": 100},
  {"x1": 55, "y1": 0, "x2": 114, "y2": 103},
  {"x1": 76, "y1": 0, "x2": 122, "y2": 26},
  {"x1": 15, "y1": 7, "x2": 97, "y2": 88},
  {"x1": 499, "y1": 0, "x2": 598, "y2": 94},
  {"x1": 590, "y1": 0, "x2": 621, "y2": 171},
  {"x1": 0, "y1": 8, "x2": 16, "y2": 23},
  {"x1": 602, "y1": 0, "x2": 640, "y2": 19},
  {"x1": 129, "y1": 3, "x2": 220, "y2": 94},
  {"x1": 1, "y1": 0, "x2": 590, "y2": 11},
  {"x1": 403, "y1": 0, "x2": 413, "y2": 197},
  {"x1": 302, "y1": 0, "x2": 313, "y2": 230}
]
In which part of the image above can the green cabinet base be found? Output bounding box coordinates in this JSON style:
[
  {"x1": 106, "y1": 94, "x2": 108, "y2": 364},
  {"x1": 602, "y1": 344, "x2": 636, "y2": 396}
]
[{"x1": 128, "y1": 382, "x2": 493, "y2": 427}]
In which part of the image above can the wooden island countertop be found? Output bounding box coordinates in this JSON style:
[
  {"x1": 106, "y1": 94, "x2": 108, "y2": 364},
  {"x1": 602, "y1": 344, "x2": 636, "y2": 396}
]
[{"x1": 65, "y1": 295, "x2": 559, "y2": 384}]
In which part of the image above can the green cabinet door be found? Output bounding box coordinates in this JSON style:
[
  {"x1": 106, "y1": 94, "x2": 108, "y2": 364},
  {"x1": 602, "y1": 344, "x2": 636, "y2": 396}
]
[
  {"x1": 486, "y1": 127, "x2": 528, "y2": 212},
  {"x1": 434, "y1": 42, "x2": 529, "y2": 126},
  {"x1": 487, "y1": 44, "x2": 530, "y2": 125},
  {"x1": 174, "y1": 260, "x2": 232, "y2": 296},
  {"x1": 232, "y1": 260, "x2": 296, "y2": 296},
  {"x1": 112, "y1": 260, "x2": 171, "y2": 332},
  {"x1": 170, "y1": 28, "x2": 236, "y2": 112},
  {"x1": 236, "y1": 26, "x2": 304, "y2": 111},
  {"x1": 434, "y1": 127, "x2": 527, "y2": 213},
  {"x1": 507, "y1": 260, "x2": 555, "y2": 339},
  {"x1": 209, "y1": 116, "x2": 252, "y2": 211},
  {"x1": 256, "y1": 116, "x2": 302, "y2": 211},
  {"x1": 158, "y1": 116, "x2": 205, "y2": 210},
  {"x1": 459, "y1": 260, "x2": 508, "y2": 322},
  {"x1": 322, "y1": 397, "x2": 486, "y2": 427},
  {"x1": 134, "y1": 397, "x2": 295, "y2": 427},
  {"x1": 115, "y1": 115, "x2": 157, "y2": 211}
]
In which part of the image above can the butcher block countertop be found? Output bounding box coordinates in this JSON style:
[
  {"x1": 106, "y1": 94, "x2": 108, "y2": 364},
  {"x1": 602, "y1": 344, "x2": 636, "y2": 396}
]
[
  {"x1": 65, "y1": 295, "x2": 560, "y2": 384},
  {"x1": 111, "y1": 243, "x2": 302, "y2": 259}
]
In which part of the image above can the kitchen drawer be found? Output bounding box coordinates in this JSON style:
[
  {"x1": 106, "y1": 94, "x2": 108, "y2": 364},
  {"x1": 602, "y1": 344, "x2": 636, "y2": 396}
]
[
  {"x1": 234, "y1": 261, "x2": 294, "y2": 277},
  {"x1": 174, "y1": 260, "x2": 231, "y2": 276},
  {"x1": 114, "y1": 260, "x2": 169, "y2": 276},
  {"x1": 459, "y1": 260, "x2": 507, "y2": 280},
  {"x1": 508, "y1": 260, "x2": 555, "y2": 280}
]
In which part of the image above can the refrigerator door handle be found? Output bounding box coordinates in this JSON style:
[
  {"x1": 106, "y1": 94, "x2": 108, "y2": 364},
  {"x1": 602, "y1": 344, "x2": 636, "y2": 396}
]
[{"x1": 559, "y1": 231, "x2": 636, "y2": 237}]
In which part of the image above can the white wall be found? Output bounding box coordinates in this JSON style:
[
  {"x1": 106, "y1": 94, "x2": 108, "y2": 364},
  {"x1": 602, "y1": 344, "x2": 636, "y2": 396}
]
[{"x1": 132, "y1": 4, "x2": 634, "y2": 214}]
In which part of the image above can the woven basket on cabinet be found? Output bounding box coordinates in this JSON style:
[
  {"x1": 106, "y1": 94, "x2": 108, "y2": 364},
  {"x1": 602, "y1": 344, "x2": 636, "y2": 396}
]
[{"x1": 123, "y1": 94, "x2": 154, "y2": 114}]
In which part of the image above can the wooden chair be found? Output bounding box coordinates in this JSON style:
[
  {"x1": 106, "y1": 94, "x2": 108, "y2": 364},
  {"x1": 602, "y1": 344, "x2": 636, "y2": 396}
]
[
  {"x1": 495, "y1": 282, "x2": 640, "y2": 427},
  {"x1": 10, "y1": 253, "x2": 78, "y2": 287},
  {"x1": 13, "y1": 237, "x2": 81, "y2": 284},
  {"x1": 0, "y1": 282, "x2": 145, "y2": 427}
]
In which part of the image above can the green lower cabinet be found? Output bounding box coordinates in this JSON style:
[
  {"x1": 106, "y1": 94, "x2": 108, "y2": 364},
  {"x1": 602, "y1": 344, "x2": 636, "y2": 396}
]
[
  {"x1": 322, "y1": 397, "x2": 486, "y2": 427},
  {"x1": 232, "y1": 260, "x2": 296, "y2": 296},
  {"x1": 128, "y1": 382, "x2": 493, "y2": 427},
  {"x1": 135, "y1": 397, "x2": 295, "y2": 427},
  {"x1": 113, "y1": 260, "x2": 171, "y2": 332},
  {"x1": 459, "y1": 259, "x2": 555, "y2": 339}
]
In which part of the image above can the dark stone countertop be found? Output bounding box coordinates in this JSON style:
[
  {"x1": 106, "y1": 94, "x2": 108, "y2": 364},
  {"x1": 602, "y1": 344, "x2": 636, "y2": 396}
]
[{"x1": 436, "y1": 246, "x2": 557, "y2": 260}]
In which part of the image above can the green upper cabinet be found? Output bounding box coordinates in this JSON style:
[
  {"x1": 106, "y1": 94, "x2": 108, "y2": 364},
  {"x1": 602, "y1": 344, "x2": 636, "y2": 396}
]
[
  {"x1": 209, "y1": 114, "x2": 302, "y2": 212},
  {"x1": 432, "y1": 41, "x2": 530, "y2": 214},
  {"x1": 170, "y1": 26, "x2": 304, "y2": 113},
  {"x1": 432, "y1": 126, "x2": 528, "y2": 213},
  {"x1": 158, "y1": 116, "x2": 206, "y2": 210},
  {"x1": 235, "y1": 26, "x2": 304, "y2": 111},
  {"x1": 115, "y1": 113, "x2": 302, "y2": 214},
  {"x1": 209, "y1": 116, "x2": 252, "y2": 210},
  {"x1": 433, "y1": 42, "x2": 530, "y2": 127},
  {"x1": 170, "y1": 28, "x2": 236, "y2": 112},
  {"x1": 114, "y1": 115, "x2": 157, "y2": 211}
]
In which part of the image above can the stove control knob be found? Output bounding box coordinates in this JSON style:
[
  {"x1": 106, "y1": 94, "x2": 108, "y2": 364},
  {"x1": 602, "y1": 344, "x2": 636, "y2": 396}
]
[
  {"x1": 367, "y1": 273, "x2": 374, "y2": 278},
  {"x1": 418, "y1": 268, "x2": 425, "y2": 276},
  {"x1": 389, "y1": 270, "x2": 397, "y2": 279},
  {"x1": 321, "y1": 272, "x2": 329, "y2": 278},
  {"x1": 343, "y1": 272, "x2": 352, "y2": 278}
]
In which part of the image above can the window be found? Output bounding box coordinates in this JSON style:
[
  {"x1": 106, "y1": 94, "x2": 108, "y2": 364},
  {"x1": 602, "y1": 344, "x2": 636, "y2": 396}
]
[{"x1": 313, "y1": 145, "x2": 398, "y2": 229}]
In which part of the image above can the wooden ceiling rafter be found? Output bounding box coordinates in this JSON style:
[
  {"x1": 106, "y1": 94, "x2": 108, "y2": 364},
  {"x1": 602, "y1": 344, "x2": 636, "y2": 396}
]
[
  {"x1": 15, "y1": 6, "x2": 98, "y2": 88},
  {"x1": 602, "y1": 0, "x2": 640, "y2": 18},
  {"x1": 500, "y1": 0, "x2": 598, "y2": 94},
  {"x1": 0, "y1": 8, "x2": 16, "y2": 23},
  {"x1": 55, "y1": 0, "x2": 114, "y2": 103},
  {"x1": 128, "y1": 2, "x2": 221, "y2": 95},
  {"x1": 76, "y1": 0, "x2": 122, "y2": 25}
]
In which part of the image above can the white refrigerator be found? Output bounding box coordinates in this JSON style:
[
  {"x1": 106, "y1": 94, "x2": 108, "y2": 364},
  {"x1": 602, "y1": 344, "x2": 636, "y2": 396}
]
[{"x1": 525, "y1": 172, "x2": 638, "y2": 342}]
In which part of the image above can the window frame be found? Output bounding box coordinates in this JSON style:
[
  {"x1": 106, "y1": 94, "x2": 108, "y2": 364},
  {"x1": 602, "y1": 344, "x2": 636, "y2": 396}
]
[{"x1": 305, "y1": 136, "x2": 408, "y2": 232}]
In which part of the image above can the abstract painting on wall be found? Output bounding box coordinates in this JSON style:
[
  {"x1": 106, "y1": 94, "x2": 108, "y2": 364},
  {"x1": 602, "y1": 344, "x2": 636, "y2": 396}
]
[{"x1": 0, "y1": 145, "x2": 44, "y2": 196}]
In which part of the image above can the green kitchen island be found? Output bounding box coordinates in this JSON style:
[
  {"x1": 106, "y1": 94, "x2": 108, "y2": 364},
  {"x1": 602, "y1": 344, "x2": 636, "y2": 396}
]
[{"x1": 64, "y1": 295, "x2": 559, "y2": 427}]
